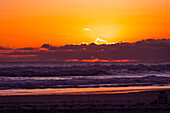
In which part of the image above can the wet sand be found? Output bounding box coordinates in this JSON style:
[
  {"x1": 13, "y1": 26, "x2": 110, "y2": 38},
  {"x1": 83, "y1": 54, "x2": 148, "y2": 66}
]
[{"x1": 0, "y1": 90, "x2": 170, "y2": 113}]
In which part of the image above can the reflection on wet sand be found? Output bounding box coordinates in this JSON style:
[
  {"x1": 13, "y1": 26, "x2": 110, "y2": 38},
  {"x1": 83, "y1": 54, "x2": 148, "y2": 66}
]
[{"x1": 1, "y1": 86, "x2": 170, "y2": 96}]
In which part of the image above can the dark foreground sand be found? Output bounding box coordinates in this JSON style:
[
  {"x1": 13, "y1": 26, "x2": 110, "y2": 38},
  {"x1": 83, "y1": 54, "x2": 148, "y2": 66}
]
[{"x1": 0, "y1": 90, "x2": 170, "y2": 113}]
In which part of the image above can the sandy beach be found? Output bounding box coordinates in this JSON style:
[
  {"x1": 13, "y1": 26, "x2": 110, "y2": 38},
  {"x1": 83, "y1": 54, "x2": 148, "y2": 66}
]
[{"x1": 0, "y1": 90, "x2": 170, "y2": 113}]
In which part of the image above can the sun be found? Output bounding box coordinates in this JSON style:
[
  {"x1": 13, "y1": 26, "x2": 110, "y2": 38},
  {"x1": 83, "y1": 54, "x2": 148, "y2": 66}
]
[{"x1": 95, "y1": 38, "x2": 108, "y2": 44}]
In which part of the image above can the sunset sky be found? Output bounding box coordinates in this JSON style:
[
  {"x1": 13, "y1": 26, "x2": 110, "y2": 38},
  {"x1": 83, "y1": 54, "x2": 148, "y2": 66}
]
[{"x1": 1, "y1": 0, "x2": 170, "y2": 48}]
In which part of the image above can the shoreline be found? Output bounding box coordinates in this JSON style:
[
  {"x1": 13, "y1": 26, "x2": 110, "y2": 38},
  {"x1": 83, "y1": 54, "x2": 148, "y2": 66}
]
[{"x1": 1, "y1": 90, "x2": 170, "y2": 112}]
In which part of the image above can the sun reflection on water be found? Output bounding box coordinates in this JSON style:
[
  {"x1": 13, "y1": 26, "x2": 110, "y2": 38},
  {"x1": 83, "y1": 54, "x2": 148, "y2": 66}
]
[{"x1": 1, "y1": 86, "x2": 170, "y2": 96}]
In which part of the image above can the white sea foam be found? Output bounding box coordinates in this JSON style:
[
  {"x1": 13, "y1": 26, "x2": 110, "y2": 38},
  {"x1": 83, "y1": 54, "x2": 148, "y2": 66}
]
[{"x1": 0, "y1": 62, "x2": 170, "y2": 90}]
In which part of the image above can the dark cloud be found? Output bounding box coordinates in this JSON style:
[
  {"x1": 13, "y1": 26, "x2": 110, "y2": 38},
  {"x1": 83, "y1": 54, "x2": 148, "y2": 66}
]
[
  {"x1": 16, "y1": 47, "x2": 37, "y2": 50},
  {"x1": 0, "y1": 39, "x2": 170, "y2": 62},
  {"x1": 0, "y1": 46, "x2": 12, "y2": 50},
  {"x1": 41, "y1": 44, "x2": 58, "y2": 50}
]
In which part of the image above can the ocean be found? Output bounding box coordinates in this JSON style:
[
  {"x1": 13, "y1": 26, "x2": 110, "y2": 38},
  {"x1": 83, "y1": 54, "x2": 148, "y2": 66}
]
[{"x1": 0, "y1": 62, "x2": 170, "y2": 95}]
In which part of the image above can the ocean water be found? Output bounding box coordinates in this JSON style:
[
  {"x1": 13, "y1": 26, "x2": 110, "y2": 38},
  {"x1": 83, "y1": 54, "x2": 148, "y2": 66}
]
[{"x1": 0, "y1": 62, "x2": 170, "y2": 95}]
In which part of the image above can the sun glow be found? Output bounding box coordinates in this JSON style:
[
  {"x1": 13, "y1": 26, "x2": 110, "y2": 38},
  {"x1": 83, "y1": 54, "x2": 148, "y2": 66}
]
[
  {"x1": 0, "y1": 0, "x2": 170, "y2": 48},
  {"x1": 95, "y1": 38, "x2": 107, "y2": 44}
]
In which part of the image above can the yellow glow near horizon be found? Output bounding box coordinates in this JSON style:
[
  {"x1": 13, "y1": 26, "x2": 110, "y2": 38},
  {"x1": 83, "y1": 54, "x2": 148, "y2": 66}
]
[
  {"x1": 0, "y1": 0, "x2": 170, "y2": 48},
  {"x1": 95, "y1": 38, "x2": 107, "y2": 44}
]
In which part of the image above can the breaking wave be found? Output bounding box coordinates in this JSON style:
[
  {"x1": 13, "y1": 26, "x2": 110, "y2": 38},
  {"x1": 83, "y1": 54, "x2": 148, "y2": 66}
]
[
  {"x1": 0, "y1": 62, "x2": 170, "y2": 90},
  {"x1": 0, "y1": 62, "x2": 169, "y2": 77}
]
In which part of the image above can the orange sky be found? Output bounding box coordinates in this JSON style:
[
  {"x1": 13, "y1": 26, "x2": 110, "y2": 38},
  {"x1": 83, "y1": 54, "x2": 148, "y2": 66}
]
[{"x1": 1, "y1": 0, "x2": 170, "y2": 48}]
